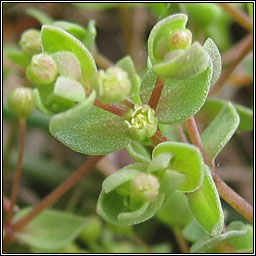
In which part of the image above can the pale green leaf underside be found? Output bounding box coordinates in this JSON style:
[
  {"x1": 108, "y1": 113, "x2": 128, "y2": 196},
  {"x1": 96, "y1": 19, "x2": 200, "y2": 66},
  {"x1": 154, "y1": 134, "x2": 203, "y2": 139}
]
[
  {"x1": 140, "y1": 68, "x2": 211, "y2": 124},
  {"x1": 148, "y1": 13, "x2": 188, "y2": 64},
  {"x1": 97, "y1": 189, "x2": 165, "y2": 225},
  {"x1": 201, "y1": 98, "x2": 253, "y2": 131},
  {"x1": 49, "y1": 92, "x2": 131, "y2": 155},
  {"x1": 14, "y1": 207, "x2": 88, "y2": 251},
  {"x1": 201, "y1": 102, "x2": 240, "y2": 161},
  {"x1": 126, "y1": 141, "x2": 151, "y2": 163},
  {"x1": 190, "y1": 221, "x2": 247, "y2": 253},
  {"x1": 153, "y1": 42, "x2": 209, "y2": 80},
  {"x1": 152, "y1": 142, "x2": 204, "y2": 192},
  {"x1": 187, "y1": 165, "x2": 224, "y2": 237},
  {"x1": 203, "y1": 38, "x2": 222, "y2": 86},
  {"x1": 116, "y1": 56, "x2": 141, "y2": 104},
  {"x1": 41, "y1": 25, "x2": 97, "y2": 87}
]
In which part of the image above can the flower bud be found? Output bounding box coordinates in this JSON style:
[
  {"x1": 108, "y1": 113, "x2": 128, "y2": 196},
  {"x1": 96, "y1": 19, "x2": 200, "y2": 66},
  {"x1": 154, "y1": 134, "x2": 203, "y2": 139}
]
[
  {"x1": 97, "y1": 66, "x2": 131, "y2": 104},
  {"x1": 19, "y1": 29, "x2": 41, "y2": 56},
  {"x1": 8, "y1": 87, "x2": 34, "y2": 118},
  {"x1": 170, "y1": 29, "x2": 192, "y2": 51},
  {"x1": 130, "y1": 173, "x2": 160, "y2": 202},
  {"x1": 26, "y1": 53, "x2": 57, "y2": 85},
  {"x1": 124, "y1": 104, "x2": 158, "y2": 141}
]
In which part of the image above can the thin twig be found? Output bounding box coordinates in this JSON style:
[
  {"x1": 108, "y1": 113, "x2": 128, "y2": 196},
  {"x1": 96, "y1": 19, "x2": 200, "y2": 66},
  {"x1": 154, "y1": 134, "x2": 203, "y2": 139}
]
[
  {"x1": 218, "y1": 3, "x2": 253, "y2": 31},
  {"x1": 94, "y1": 99, "x2": 128, "y2": 117},
  {"x1": 210, "y1": 35, "x2": 253, "y2": 95},
  {"x1": 4, "y1": 155, "x2": 103, "y2": 247},
  {"x1": 148, "y1": 77, "x2": 165, "y2": 110},
  {"x1": 173, "y1": 227, "x2": 189, "y2": 253},
  {"x1": 4, "y1": 119, "x2": 26, "y2": 226},
  {"x1": 185, "y1": 117, "x2": 253, "y2": 224}
]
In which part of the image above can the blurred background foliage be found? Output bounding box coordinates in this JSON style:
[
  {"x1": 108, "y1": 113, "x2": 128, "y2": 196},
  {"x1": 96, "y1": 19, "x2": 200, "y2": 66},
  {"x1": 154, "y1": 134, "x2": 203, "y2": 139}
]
[{"x1": 3, "y1": 2, "x2": 253, "y2": 253}]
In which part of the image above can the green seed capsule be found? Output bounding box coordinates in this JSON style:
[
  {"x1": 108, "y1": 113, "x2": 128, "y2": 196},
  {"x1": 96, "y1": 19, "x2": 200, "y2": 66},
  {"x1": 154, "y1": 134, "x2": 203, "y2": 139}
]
[
  {"x1": 170, "y1": 29, "x2": 192, "y2": 51},
  {"x1": 97, "y1": 66, "x2": 131, "y2": 104},
  {"x1": 8, "y1": 87, "x2": 34, "y2": 118},
  {"x1": 26, "y1": 53, "x2": 57, "y2": 85},
  {"x1": 124, "y1": 104, "x2": 158, "y2": 141},
  {"x1": 130, "y1": 173, "x2": 160, "y2": 202},
  {"x1": 19, "y1": 29, "x2": 41, "y2": 56}
]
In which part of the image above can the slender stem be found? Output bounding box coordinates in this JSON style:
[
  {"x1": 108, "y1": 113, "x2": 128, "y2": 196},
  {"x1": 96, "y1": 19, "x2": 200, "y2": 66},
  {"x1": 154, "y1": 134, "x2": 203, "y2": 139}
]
[
  {"x1": 173, "y1": 227, "x2": 189, "y2": 253},
  {"x1": 185, "y1": 117, "x2": 253, "y2": 224},
  {"x1": 148, "y1": 77, "x2": 165, "y2": 110},
  {"x1": 94, "y1": 99, "x2": 128, "y2": 117},
  {"x1": 210, "y1": 35, "x2": 253, "y2": 95},
  {"x1": 4, "y1": 155, "x2": 103, "y2": 248},
  {"x1": 94, "y1": 49, "x2": 114, "y2": 69},
  {"x1": 5, "y1": 119, "x2": 26, "y2": 226},
  {"x1": 218, "y1": 3, "x2": 253, "y2": 31},
  {"x1": 222, "y1": 34, "x2": 252, "y2": 64}
]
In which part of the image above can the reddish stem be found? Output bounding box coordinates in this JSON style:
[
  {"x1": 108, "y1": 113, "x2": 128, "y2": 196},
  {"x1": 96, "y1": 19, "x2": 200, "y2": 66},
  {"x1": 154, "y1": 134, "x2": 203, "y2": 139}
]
[
  {"x1": 218, "y1": 3, "x2": 253, "y2": 31},
  {"x1": 210, "y1": 35, "x2": 253, "y2": 95},
  {"x1": 4, "y1": 155, "x2": 103, "y2": 248},
  {"x1": 4, "y1": 119, "x2": 26, "y2": 226},
  {"x1": 148, "y1": 77, "x2": 165, "y2": 110}
]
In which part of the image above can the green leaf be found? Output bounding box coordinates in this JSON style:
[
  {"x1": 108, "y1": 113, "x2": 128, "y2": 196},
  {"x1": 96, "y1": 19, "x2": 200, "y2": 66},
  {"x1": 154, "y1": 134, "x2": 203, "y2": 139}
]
[
  {"x1": 190, "y1": 221, "x2": 247, "y2": 253},
  {"x1": 152, "y1": 142, "x2": 204, "y2": 192},
  {"x1": 126, "y1": 141, "x2": 151, "y2": 163},
  {"x1": 148, "y1": 13, "x2": 188, "y2": 64},
  {"x1": 228, "y1": 224, "x2": 253, "y2": 253},
  {"x1": 4, "y1": 45, "x2": 31, "y2": 67},
  {"x1": 201, "y1": 102, "x2": 240, "y2": 161},
  {"x1": 116, "y1": 56, "x2": 141, "y2": 104},
  {"x1": 183, "y1": 219, "x2": 209, "y2": 242},
  {"x1": 157, "y1": 191, "x2": 192, "y2": 228},
  {"x1": 53, "y1": 76, "x2": 85, "y2": 103},
  {"x1": 26, "y1": 8, "x2": 54, "y2": 25},
  {"x1": 97, "y1": 189, "x2": 165, "y2": 226},
  {"x1": 187, "y1": 165, "x2": 224, "y2": 237},
  {"x1": 202, "y1": 98, "x2": 252, "y2": 131},
  {"x1": 49, "y1": 93, "x2": 131, "y2": 155},
  {"x1": 41, "y1": 25, "x2": 97, "y2": 88},
  {"x1": 53, "y1": 21, "x2": 87, "y2": 41},
  {"x1": 153, "y1": 42, "x2": 209, "y2": 80},
  {"x1": 102, "y1": 164, "x2": 144, "y2": 193},
  {"x1": 203, "y1": 38, "x2": 222, "y2": 86},
  {"x1": 140, "y1": 67, "x2": 211, "y2": 124},
  {"x1": 52, "y1": 51, "x2": 82, "y2": 80},
  {"x1": 13, "y1": 207, "x2": 88, "y2": 251}
]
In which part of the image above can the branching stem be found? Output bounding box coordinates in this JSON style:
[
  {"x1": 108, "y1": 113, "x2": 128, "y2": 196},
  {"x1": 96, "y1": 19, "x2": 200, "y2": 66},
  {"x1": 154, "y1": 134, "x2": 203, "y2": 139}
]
[{"x1": 5, "y1": 119, "x2": 26, "y2": 226}]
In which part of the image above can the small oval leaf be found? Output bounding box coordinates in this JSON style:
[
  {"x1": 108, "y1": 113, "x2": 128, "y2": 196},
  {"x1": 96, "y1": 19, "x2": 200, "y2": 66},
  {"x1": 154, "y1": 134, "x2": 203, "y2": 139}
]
[
  {"x1": 41, "y1": 25, "x2": 97, "y2": 88},
  {"x1": 201, "y1": 102, "x2": 240, "y2": 161},
  {"x1": 140, "y1": 67, "x2": 211, "y2": 124},
  {"x1": 187, "y1": 165, "x2": 224, "y2": 237},
  {"x1": 153, "y1": 42, "x2": 209, "y2": 80},
  {"x1": 152, "y1": 142, "x2": 204, "y2": 192},
  {"x1": 49, "y1": 93, "x2": 131, "y2": 155}
]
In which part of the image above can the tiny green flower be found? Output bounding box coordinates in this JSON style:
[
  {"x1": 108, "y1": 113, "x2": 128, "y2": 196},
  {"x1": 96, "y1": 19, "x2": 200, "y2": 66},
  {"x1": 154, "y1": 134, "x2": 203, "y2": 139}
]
[
  {"x1": 124, "y1": 104, "x2": 158, "y2": 141},
  {"x1": 169, "y1": 29, "x2": 192, "y2": 51},
  {"x1": 26, "y1": 53, "x2": 57, "y2": 85},
  {"x1": 97, "y1": 66, "x2": 131, "y2": 104},
  {"x1": 130, "y1": 173, "x2": 160, "y2": 202},
  {"x1": 19, "y1": 29, "x2": 41, "y2": 56},
  {"x1": 8, "y1": 87, "x2": 34, "y2": 118}
]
